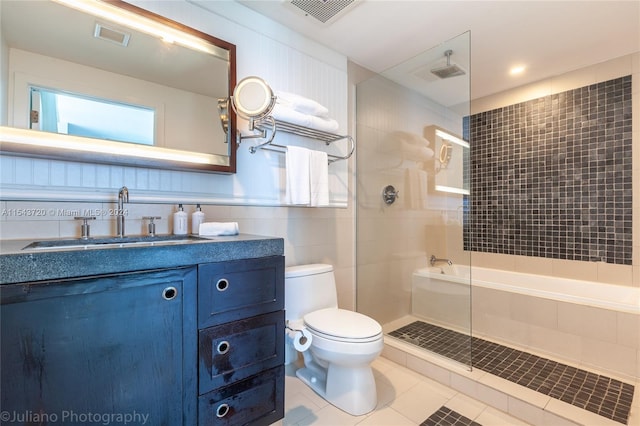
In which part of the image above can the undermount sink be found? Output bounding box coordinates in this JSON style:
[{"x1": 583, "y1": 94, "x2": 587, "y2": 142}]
[{"x1": 22, "y1": 234, "x2": 207, "y2": 250}]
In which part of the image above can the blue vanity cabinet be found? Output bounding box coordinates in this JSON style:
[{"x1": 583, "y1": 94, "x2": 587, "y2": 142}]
[
  {"x1": 0, "y1": 267, "x2": 198, "y2": 425},
  {"x1": 197, "y1": 256, "x2": 285, "y2": 426}
]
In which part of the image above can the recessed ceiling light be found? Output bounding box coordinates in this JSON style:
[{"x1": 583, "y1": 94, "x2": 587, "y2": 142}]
[{"x1": 510, "y1": 65, "x2": 526, "y2": 75}]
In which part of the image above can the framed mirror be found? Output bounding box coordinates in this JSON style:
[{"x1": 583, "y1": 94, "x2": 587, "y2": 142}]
[{"x1": 0, "y1": 0, "x2": 237, "y2": 173}]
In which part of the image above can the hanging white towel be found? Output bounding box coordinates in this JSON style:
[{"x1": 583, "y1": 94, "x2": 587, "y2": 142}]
[
  {"x1": 286, "y1": 146, "x2": 311, "y2": 205},
  {"x1": 404, "y1": 168, "x2": 428, "y2": 210},
  {"x1": 309, "y1": 150, "x2": 329, "y2": 207}
]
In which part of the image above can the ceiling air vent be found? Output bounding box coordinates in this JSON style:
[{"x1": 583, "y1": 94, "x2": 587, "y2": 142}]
[
  {"x1": 94, "y1": 23, "x2": 130, "y2": 47},
  {"x1": 286, "y1": 0, "x2": 359, "y2": 25}
]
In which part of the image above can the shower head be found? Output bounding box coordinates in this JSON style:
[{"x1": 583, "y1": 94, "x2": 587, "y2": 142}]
[{"x1": 431, "y1": 49, "x2": 466, "y2": 79}]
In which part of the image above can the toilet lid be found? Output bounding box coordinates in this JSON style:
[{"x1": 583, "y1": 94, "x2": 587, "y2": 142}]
[{"x1": 304, "y1": 308, "x2": 382, "y2": 340}]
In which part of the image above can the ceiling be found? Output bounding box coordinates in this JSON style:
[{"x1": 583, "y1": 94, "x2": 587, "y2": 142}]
[
  {"x1": 237, "y1": 0, "x2": 639, "y2": 102},
  {"x1": 1, "y1": 0, "x2": 230, "y2": 97}
]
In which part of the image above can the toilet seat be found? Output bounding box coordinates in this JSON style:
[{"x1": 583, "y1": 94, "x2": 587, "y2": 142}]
[{"x1": 304, "y1": 308, "x2": 382, "y2": 343}]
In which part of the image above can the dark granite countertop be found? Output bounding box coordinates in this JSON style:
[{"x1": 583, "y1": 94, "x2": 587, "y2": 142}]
[{"x1": 0, "y1": 234, "x2": 284, "y2": 285}]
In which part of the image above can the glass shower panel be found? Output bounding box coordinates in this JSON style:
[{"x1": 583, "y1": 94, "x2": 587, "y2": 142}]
[{"x1": 356, "y1": 32, "x2": 471, "y2": 368}]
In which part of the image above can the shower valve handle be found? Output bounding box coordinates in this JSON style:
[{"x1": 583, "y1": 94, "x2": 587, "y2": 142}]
[{"x1": 382, "y1": 185, "x2": 399, "y2": 205}]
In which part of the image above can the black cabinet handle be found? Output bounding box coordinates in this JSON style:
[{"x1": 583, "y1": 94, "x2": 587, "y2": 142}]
[
  {"x1": 216, "y1": 278, "x2": 229, "y2": 292},
  {"x1": 216, "y1": 403, "x2": 230, "y2": 418},
  {"x1": 162, "y1": 286, "x2": 177, "y2": 300}
]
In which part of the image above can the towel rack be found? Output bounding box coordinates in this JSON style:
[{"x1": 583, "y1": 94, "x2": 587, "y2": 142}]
[{"x1": 237, "y1": 117, "x2": 355, "y2": 164}]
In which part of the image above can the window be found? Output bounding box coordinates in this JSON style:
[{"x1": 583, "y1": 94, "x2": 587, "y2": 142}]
[{"x1": 30, "y1": 86, "x2": 155, "y2": 145}]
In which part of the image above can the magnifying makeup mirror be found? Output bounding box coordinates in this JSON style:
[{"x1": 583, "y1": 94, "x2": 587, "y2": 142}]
[
  {"x1": 230, "y1": 76, "x2": 277, "y2": 148},
  {"x1": 439, "y1": 142, "x2": 452, "y2": 168},
  {"x1": 231, "y1": 76, "x2": 276, "y2": 121}
]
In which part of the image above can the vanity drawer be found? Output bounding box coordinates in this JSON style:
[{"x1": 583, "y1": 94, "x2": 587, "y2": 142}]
[
  {"x1": 198, "y1": 365, "x2": 284, "y2": 426},
  {"x1": 198, "y1": 256, "x2": 284, "y2": 328},
  {"x1": 198, "y1": 311, "x2": 284, "y2": 394}
]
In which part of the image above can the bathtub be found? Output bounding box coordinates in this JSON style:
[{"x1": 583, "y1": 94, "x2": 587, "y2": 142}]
[
  {"x1": 413, "y1": 265, "x2": 639, "y2": 313},
  {"x1": 411, "y1": 265, "x2": 640, "y2": 379}
]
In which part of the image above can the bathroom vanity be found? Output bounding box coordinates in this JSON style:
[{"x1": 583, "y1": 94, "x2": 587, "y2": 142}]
[{"x1": 0, "y1": 235, "x2": 285, "y2": 425}]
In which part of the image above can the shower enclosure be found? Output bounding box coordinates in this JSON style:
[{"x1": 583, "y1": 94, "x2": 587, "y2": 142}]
[{"x1": 355, "y1": 32, "x2": 472, "y2": 368}]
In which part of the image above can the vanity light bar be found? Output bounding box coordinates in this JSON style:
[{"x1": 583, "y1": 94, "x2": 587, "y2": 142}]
[
  {"x1": 0, "y1": 126, "x2": 219, "y2": 165},
  {"x1": 435, "y1": 129, "x2": 469, "y2": 148},
  {"x1": 52, "y1": 0, "x2": 227, "y2": 57}
]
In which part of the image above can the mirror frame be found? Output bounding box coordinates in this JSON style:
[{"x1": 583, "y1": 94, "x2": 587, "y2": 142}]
[{"x1": 0, "y1": 0, "x2": 237, "y2": 174}]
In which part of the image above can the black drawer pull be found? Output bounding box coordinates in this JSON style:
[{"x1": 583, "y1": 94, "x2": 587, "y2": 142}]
[
  {"x1": 216, "y1": 403, "x2": 230, "y2": 418},
  {"x1": 216, "y1": 340, "x2": 230, "y2": 355},
  {"x1": 162, "y1": 286, "x2": 178, "y2": 300},
  {"x1": 216, "y1": 278, "x2": 229, "y2": 292}
]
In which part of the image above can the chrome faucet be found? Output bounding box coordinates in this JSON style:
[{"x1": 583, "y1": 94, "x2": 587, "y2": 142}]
[
  {"x1": 116, "y1": 186, "x2": 129, "y2": 238},
  {"x1": 430, "y1": 255, "x2": 452, "y2": 267}
]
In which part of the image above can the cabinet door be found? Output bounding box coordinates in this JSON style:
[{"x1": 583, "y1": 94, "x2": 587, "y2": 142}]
[{"x1": 1, "y1": 267, "x2": 197, "y2": 425}]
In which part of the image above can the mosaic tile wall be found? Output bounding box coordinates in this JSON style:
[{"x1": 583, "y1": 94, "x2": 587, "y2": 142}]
[{"x1": 464, "y1": 75, "x2": 632, "y2": 265}]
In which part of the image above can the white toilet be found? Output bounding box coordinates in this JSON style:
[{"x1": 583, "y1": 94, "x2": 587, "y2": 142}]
[{"x1": 285, "y1": 264, "x2": 383, "y2": 416}]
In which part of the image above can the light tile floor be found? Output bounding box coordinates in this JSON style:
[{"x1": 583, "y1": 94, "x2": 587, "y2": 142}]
[{"x1": 272, "y1": 357, "x2": 531, "y2": 426}]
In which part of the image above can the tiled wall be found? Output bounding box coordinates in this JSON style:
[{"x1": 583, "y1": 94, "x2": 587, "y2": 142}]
[
  {"x1": 473, "y1": 286, "x2": 639, "y2": 381},
  {"x1": 468, "y1": 53, "x2": 638, "y2": 286},
  {"x1": 465, "y1": 76, "x2": 633, "y2": 265}
]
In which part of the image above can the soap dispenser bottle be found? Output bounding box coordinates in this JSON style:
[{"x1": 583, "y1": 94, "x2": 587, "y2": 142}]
[
  {"x1": 192, "y1": 204, "x2": 205, "y2": 234},
  {"x1": 173, "y1": 204, "x2": 188, "y2": 235}
]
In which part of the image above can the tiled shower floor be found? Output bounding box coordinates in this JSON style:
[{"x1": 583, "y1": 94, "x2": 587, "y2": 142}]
[{"x1": 388, "y1": 320, "x2": 635, "y2": 425}]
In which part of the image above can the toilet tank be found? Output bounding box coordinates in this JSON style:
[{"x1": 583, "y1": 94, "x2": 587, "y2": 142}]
[{"x1": 285, "y1": 264, "x2": 338, "y2": 321}]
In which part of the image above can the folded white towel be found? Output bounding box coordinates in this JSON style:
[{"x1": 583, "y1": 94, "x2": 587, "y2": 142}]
[
  {"x1": 309, "y1": 150, "x2": 329, "y2": 207},
  {"x1": 275, "y1": 91, "x2": 329, "y2": 118},
  {"x1": 199, "y1": 222, "x2": 239, "y2": 236},
  {"x1": 286, "y1": 146, "x2": 311, "y2": 205},
  {"x1": 272, "y1": 104, "x2": 339, "y2": 133},
  {"x1": 391, "y1": 131, "x2": 431, "y2": 147},
  {"x1": 400, "y1": 141, "x2": 435, "y2": 161}
]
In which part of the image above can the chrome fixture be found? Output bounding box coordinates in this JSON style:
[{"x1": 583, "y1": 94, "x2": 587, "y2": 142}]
[
  {"x1": 382, "y1": 185, "x2": 399, "y2": 205},
  {"x1": 116, "y1": 186, "x2": 129, "y2": 238},
  {"x1": 431, "y1": 49, "x2": 466, "y2": 79},
  {"x1": 74, "y1": 216, "x2": 96, "y2": 240},
  {"x1": 143, "y1": 216, "x2": 161, "y2": 237},
  {"x1": 430, "y1": 255, "x2": 452, "y2": 267},
  {"x1": 217, "y1": 98, "x2": 229, "y2": 137},
  {"x1": 230, "y1": 76, "x2": 355, "y2": 164}
]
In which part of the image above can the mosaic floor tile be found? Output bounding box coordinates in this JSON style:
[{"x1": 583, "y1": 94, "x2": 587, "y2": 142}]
[
  {"x1": 389, "y1": 321, "x2": 635, "y2": 424},
  {"x1": 421, "y1": 406, "x2": 482, "y2": 426}
]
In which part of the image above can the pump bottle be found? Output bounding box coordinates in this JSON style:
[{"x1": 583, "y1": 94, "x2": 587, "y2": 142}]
[
  {"x1": 173, "y1": 204, "x2": 188, "y2": 235},
  {"x1": 192, "y1": 204, "x2": 205, "y2": 234}
]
